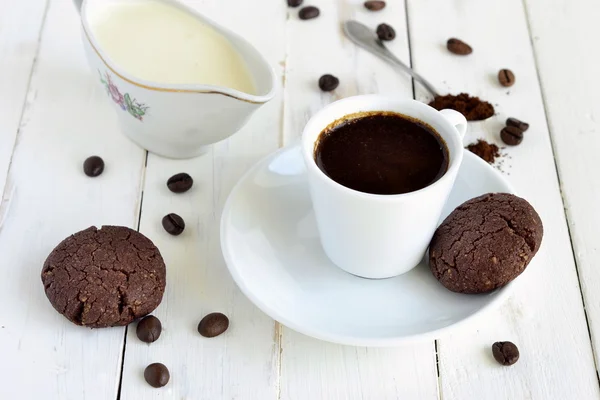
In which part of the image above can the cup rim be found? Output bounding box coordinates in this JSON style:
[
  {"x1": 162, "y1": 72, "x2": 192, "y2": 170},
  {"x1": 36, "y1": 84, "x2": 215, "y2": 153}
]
[
  {"x1": 301, "y1": 95, "x2": 465, "y2": 202},
  {"x1": 80, "y1": 0, "x2": 277, "y2": 105}
]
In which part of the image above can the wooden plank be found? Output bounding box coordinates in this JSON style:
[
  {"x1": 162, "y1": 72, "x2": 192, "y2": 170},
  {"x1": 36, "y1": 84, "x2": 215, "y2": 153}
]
[
  {"x1": 524, "y1": 0, "x2": 600, "y2": 373},
  {"x1": 0, "y1": 0, "x2": 146, "y2": 399},
  {"x1": 281, "y1": 334, "x2": 438, "y2": 400},
  {"x1": 280, "y1": 1, "x2": 438, "y2": 399},
  {"x1": 118, "y1": 0, "x2": 287, "y2": 398},
  {"x1": 406, "y1": 0, "x2": 600, "y2": 398},
  {"x1": 0, "y1": 0, "x2": 48, "y2": 212}
]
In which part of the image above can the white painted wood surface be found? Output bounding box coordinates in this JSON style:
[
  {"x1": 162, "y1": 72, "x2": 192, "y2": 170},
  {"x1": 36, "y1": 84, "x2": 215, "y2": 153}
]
[
  {"x1": 525, "y1": 0, "x2": 600, "y2": 373},
  {"x1": 119, "y1": 0, "x2": 286, "y2": 398},
  {"x1": 281, "y1": 2, "x2": 438, "y2": 399},
  {"x1": 407, "y1": 0, "x2": 600, "y2": 399},
  {"x1": 0, "y1": 0, "x2": 599, "y2": 399},
  {"x1": 0, "y1": 0, "x2": 48, "y2": 215},
  {"x1": 0, "y1": 0, "x2": 145, "y2": 399}
]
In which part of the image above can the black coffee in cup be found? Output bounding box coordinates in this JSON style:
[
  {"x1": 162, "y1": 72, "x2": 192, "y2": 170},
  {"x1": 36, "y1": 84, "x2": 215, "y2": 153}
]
[{"x1": 314, "y1": 112, "x2": 449, "y2": 195}]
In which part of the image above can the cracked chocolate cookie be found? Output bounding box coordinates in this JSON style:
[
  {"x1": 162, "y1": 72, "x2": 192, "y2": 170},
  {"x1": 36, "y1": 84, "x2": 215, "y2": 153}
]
[
  {"x1": 429, "y1": 193, "x2": 543, "y2": 294},
  {"x1": 41, "y1": 226, "x2": 166, "y2": 327}
]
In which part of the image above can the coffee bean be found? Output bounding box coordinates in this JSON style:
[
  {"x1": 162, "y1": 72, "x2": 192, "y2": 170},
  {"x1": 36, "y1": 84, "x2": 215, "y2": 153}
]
[
  {"x1": 492, "y1": 341, "x2": 520, "y2": 366},
  {"x1": 500, "y1": 126, "x2": 524, "y2": 146},
  {"x1": 144, "y1": 363, "x2": 170, "y2": 388},
  {"x1": 506, "y1": 117, "x2": 529, "y2": 132},
  {"x1": 287, "y1": 0, "x2": 303, "y2": 7},
  {"x1": 376, "y1": 23, "x2": 396, "y2": 41},
  {"x1": 167, "y1": 173, "x2": 193, "y2": 193},
  {"x1": 162, "y1": 213, "x2": 185, "y2": 236},
  {"x1": 198, "y1": 312, "x2": 229, "y2": 338},
  {"x1": 318, "y1": 74, "x2": 339, "y2": 92},
  {"x1": 364, "y1": 1, "x2": 386, "y2": 11},
  {"x1": 136, "y1": 315, "x2": 162, "y2": 343},
  {"x1": 83, "y1": 156, "x2": 104, "y2": 177},
  {"x1": 498, "y1": 69, "x2": 515, "y2": 87},
  {"x1": 299, "y1": 6, "x2": 319, "y2": 20},
  {"x1": 446, "y1": 38, "x2": 472, "y2": 55}
]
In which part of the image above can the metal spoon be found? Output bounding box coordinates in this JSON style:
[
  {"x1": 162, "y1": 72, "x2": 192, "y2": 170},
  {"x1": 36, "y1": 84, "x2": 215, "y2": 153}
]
[{"x1": 343, "y1": 20, "x2": 439, "y2": 97}]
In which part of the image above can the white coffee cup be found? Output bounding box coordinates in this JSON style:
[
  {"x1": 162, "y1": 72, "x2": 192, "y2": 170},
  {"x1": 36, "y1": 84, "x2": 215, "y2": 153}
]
[{"x1": 301, "y1": 95, "x2": 467, "y2": 279}]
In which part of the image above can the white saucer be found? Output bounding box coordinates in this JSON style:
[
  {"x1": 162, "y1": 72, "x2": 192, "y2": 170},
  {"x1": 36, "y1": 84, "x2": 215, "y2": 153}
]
[{"x1": 221, "y1": 146, "x2": 515, "y2": 346}]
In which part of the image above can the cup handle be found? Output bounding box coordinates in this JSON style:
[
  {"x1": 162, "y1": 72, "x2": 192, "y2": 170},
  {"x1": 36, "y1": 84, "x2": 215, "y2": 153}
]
[{"x1": 439, "y1": 109, "x2": 467, "y2": 141}]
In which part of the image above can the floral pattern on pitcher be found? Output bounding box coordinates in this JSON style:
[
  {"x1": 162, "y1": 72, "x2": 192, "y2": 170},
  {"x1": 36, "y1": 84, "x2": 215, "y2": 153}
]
[{"x1": 99, "y1": 70, "x2": 149, "y2": 121}]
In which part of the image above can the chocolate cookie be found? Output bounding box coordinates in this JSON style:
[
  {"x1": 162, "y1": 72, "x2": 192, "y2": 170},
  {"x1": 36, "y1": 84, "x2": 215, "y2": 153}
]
[
  {"x1": 41, "y1": 226, "x2": 166, "y2": 327},
  {"x1": 429, "y1": 193, "x2": 543, "y2": 294}
]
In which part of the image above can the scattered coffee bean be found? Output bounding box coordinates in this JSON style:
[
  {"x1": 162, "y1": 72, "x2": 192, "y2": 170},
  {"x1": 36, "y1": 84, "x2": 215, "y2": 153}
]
[
  {"x1": 144, "y1": 363, "x2": 170, "y2": 388},
  {"x1": 167, "y1": 173, "x2": 193, "y2": 193},
  {"x1": 287, "y1": 0, "x2": 303, "y2": 7},
  {"x1": 446, "y1": 38, "x2": 472, "y2": 55},
  {"x1": 364, "y1": 0, "x2": 386, "y2": 11},
  {"x1": 299, "y1": 6, "x2": 319, "y2": 20},
  {"x1": 498, "y1": 69, "x2": 515, "y2": 87},
  {"x1": 501, "y1": 126, "x2": 524, "y2": 146},
  {"x1": 506, "y1": 117, "x2": 529, "y2": 132},
  {"x1": 492, "y1": 341, "x2": 520, "y2": 366},
  {"x1": 376, "y1": 23, "x2": 396, "y2": 41},
  {"x1": 198, "y1": 312, "x2": 229, "y2": 338},
  {"x1": 162, "y1": 213, "x2": 185, "y2": 236},
  {"x1": 318, "y1": 74, "x2": 339, "y2": 92},
  {"x1": 136, "y1": 315, "x2": 162, "y2": 343},
  {"x1": 83, "y1": 156, "x2": 105, "y2": 177}
]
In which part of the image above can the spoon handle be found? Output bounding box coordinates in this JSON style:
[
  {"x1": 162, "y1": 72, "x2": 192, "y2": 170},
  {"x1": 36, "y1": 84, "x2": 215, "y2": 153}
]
[
  {"x1": 343, "y1": 21, "x2": 439, "y2": 98},
  {"x1": 372, "y1": 42, "x2": 440, "y2": 98}
]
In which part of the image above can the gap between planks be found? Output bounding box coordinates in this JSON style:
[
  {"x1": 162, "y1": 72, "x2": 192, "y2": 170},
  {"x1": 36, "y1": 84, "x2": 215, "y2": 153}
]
[
  {"x1": 274, "y1": 5, "x2": 292, "y2": 399},
  {"x1": 403, "y1": 0, "x2": 416, "y2": 100},
  {"x1": 520, "y1": 0, "x2": 600, "y2": 388},
  {"x1": 434, "y1": 341, "x2": 443, "y2": 400},
  {"x1": 403, "y1": 2, "x2": 442, "y2": 399},
  {"x1": 116, "y1": 150, "x2": 149, "y2": 400},
  {"x1": 275, "y1": 321, "x2": 284, "y2": 400}
]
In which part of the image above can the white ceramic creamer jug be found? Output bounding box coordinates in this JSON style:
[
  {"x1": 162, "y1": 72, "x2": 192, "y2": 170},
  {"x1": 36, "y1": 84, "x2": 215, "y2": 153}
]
[{"x1": 78, "y1": 0, "x2": 277, "y2": 159}]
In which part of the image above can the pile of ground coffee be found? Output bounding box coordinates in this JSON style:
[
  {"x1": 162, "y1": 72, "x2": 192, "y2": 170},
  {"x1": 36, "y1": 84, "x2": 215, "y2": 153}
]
[
  {"x1": 428, "y1": 93, "x2": 495, "y2": 121},
  {"x1": 466, "y1": 139, "x2": 500, "y2": 163}
]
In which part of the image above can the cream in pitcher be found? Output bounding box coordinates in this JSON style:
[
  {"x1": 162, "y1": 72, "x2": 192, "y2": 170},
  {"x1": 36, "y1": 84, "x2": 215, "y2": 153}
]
[
  {"x1": 80, "y1": 0, "x2": 276, "y2": 158},
  {"x1": 89, "y1": 0, "x2": 256, "y2": 93}
]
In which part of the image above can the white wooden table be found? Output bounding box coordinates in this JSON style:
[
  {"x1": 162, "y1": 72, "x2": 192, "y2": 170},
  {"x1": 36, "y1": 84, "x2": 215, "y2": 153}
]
[{"x1": 1, "y1": 0, "x2": 599, "y2": 398}]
